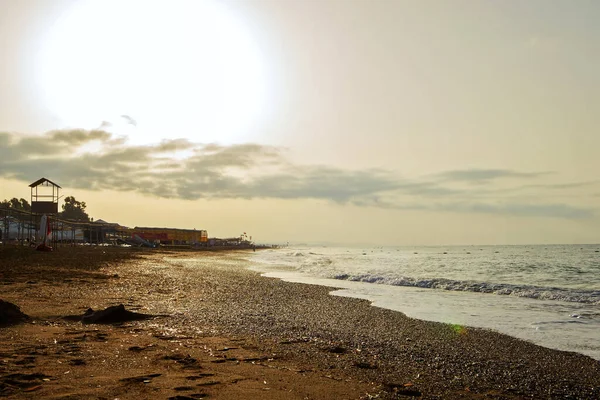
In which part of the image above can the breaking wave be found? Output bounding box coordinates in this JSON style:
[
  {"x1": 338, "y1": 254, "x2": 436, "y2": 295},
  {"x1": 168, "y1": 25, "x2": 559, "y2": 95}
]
[{"x1": 330, "y1": 273, "x2": 600, "y2": 305}]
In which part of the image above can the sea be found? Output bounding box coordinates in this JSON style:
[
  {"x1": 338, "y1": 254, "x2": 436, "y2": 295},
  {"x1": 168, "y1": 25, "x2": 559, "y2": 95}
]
[{"x1": 247, "y1": 244, "x2": 600, "y2": 360}]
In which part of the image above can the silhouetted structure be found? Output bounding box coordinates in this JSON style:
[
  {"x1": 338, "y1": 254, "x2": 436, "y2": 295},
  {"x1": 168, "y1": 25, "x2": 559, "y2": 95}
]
[{"x1": 29, "y1": 178, "x2": 61, "y2": 214}]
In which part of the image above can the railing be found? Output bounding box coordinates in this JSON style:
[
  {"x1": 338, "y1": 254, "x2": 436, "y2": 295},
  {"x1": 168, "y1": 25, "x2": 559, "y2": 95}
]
[{"x1": 0, "y1": 208, "x2": 131, "y2": 247}]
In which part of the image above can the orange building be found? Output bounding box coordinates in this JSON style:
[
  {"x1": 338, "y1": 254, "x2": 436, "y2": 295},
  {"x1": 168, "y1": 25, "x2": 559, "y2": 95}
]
[{"x1": 133, "y1": 227, "x2": 208, "y2": 245}]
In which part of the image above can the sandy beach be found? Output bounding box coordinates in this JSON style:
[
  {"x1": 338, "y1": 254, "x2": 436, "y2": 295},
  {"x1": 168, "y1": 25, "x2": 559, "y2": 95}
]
[{"x1": 1, "y1": 246, "x2": 599, "y2": 399}]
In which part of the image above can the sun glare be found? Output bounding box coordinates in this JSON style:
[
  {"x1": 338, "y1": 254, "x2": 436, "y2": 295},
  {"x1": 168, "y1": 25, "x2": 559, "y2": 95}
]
[{"x1": 37, "y1": 0, "x2": 266, "y2": 145}]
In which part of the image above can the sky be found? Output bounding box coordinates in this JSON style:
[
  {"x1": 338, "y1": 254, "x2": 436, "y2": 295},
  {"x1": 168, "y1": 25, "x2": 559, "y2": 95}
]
[{"x1": 1, "y1": 0, "x2": 599, "y2": 245}]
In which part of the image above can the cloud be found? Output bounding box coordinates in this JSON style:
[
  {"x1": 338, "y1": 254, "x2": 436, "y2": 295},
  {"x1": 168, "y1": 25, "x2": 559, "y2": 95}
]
[
  {"x1": 436, "y1": 202, "x2": 593, "y2": 219},
  {"x1": 522, "y1": 181, "x2": 600, "y2": 190},
  {"x1": 98, "y1": 121, "x2": 112, "y2": 130},
  {"x1": 434, "y1": 169, "x2": 552, "y2": 184},
  {"x1": 0, "y1": 130, "x2": 595, "y2": 220},
  {"x1": 120, "y1": 115, "x2": 137, "y2": 126},
  {"x1": 49, "y1": 129, "x2": 113, "y2": 145}
]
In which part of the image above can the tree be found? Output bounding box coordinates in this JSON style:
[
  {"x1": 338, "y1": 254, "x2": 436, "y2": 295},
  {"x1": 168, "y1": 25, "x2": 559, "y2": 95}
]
[
  {"x1": 18, "y1": 198, "x2": 31, "y2": 211},
  {"x1": 0, "y1": 198, "x2": 31, "y2": 211},
  {"x1": 0, "y1": 198, "x2": 32, "y2": 242},
  {"x1": 61, "y1": 196, "x2": 90, "y2": 221}
]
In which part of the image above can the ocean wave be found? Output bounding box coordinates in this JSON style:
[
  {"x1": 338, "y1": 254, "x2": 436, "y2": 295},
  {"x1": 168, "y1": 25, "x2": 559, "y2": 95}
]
[{"x1": 330, "y1": 273, "x2": 600, "y2": 304}]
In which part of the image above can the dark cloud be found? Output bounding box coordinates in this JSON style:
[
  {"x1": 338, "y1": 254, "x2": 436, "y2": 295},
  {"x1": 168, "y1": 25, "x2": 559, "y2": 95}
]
[{"x1": 0, "y1": 130, "x2": 595, "y2": 219}]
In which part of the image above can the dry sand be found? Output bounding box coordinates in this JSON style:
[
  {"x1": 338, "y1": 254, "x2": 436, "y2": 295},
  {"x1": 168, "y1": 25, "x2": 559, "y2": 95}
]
[{"x1": 1, "y1": 246, "x2": 599, "y2": 399}]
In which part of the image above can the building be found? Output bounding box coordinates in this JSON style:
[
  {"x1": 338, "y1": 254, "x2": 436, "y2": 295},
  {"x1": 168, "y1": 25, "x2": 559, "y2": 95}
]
[{"x1": 132, "y1": 227, "x2": 208, "y2": 245}]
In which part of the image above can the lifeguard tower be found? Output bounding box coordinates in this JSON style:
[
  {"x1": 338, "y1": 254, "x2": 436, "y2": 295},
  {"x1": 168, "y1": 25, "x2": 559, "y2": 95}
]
[
  {"x1": 29, "y1": 178, "x2": 61, "y2": 246},
  {"x1": 29, "y1": 178, "x2": 61, "y2": 214}
]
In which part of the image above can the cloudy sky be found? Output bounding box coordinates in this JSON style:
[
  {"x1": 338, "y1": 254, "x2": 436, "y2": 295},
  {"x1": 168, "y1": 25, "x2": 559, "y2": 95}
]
[{"x1": 1, "y1": 0, "x2": 599, "y2": 245}]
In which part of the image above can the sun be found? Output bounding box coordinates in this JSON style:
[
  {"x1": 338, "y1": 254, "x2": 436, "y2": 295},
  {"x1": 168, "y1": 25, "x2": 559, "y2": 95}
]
[{"x1": 36, "y1": 0, "x2": 267, "y2": 145}]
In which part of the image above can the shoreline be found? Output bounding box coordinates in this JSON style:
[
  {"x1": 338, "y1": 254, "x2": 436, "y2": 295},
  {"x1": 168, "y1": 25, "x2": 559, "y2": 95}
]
[
  {"x1": 256, "y1": 269, "x2": 600, "y2": 361},
  {"x1": 1, "y1": 246, "x2": 599, "y2": 398}
]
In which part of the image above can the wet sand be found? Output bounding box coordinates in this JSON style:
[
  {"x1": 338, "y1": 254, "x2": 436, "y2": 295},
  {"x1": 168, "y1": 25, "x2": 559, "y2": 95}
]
[{"x1": 1, "y1": 246, "x2": 599, "y2": 399}]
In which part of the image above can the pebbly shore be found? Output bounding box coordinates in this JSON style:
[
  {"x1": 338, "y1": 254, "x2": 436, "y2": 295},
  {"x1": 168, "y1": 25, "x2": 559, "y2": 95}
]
[{"x1": 1, "y1": 246, "x2": 599, "y2": 399}]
